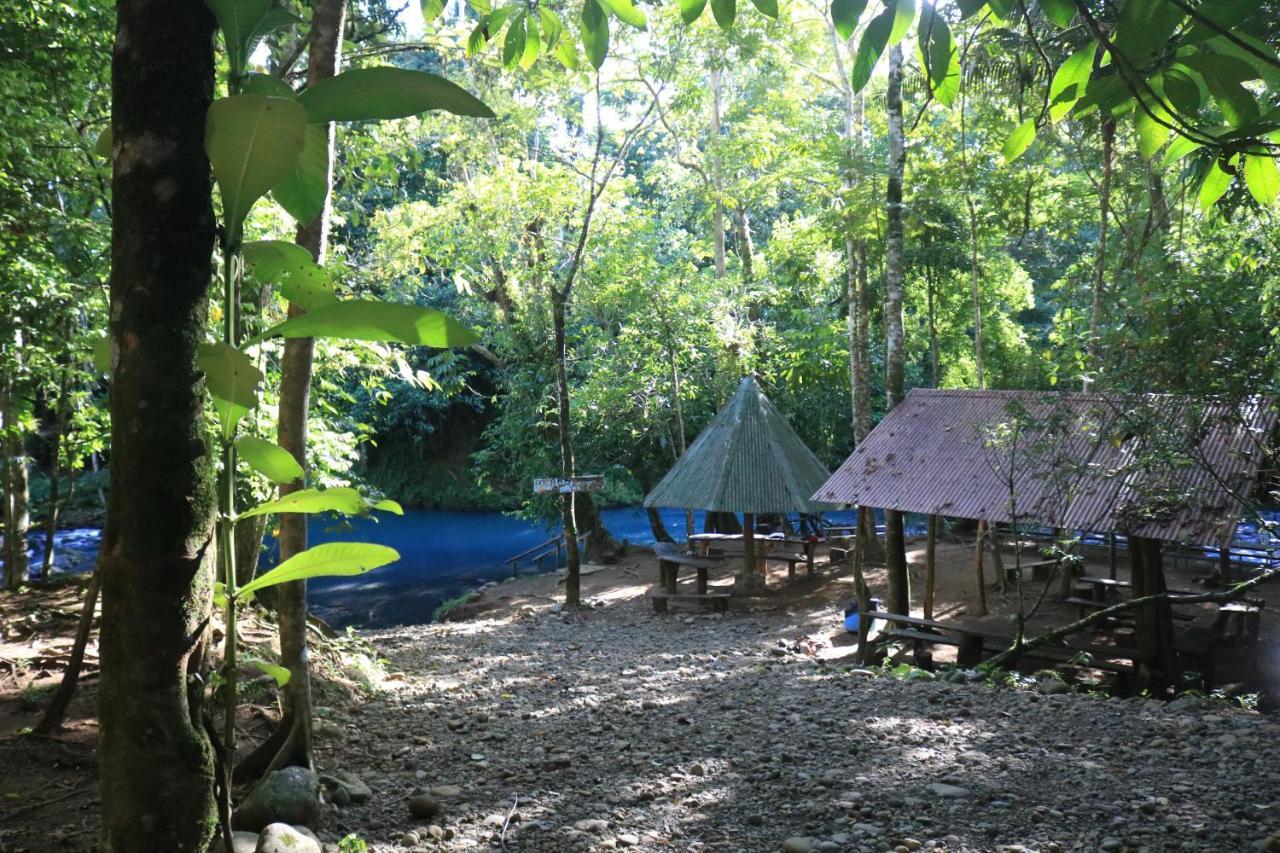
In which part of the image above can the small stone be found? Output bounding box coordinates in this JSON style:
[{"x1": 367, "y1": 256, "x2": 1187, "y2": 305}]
[
  {"x1": 927, "y1": 783, "x2": 972, "y2": 799},
  {"x1": 408, "y1": 795, "x2": 442, "y2": 819},
  {"x1": 1099, "y1": 838, "x2": 1123, "y2": 852},
  {"x1": 617, "y1": 833, "x2": 640, "y2": 847},
  {"x1": 430, "y1": 784, "x2": 463, "y2": 799},
  {"x1": 782, "y1": 837, "x2": 817, "y2": 853},
  {"x1": 747, "y1": 814, "x2": 765, "y2": 826},
  {"x1": 255, "y1": 823, "x2": 321, "y2": 853},
  {"x1": 399, "y1": 831, "x2": 420, "y2": 847},
  {"x1": 573, "y1": 818, "x2": 609, "y2": 834}
]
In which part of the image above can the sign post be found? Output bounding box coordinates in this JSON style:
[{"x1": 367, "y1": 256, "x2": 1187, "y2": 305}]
[{"x1": 532, "y1": 475, "x2": 605, "y2": 495}]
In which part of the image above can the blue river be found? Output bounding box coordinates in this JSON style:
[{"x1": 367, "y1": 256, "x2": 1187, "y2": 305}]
[{"x1": 21, "y1": 507, "x2": 1276, "y2": 629}]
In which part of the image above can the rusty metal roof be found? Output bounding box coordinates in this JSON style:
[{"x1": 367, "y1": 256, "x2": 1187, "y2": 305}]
[
  {"x1": 813, "y1": 389, "x2": 1276, "y2": 545},
  {"x1": 644, "y1": 377, "x2": 836, "y2": 515}
]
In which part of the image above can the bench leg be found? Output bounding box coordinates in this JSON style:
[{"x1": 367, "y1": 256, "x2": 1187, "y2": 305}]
[
  {"x1": 712, "y1": 596, "x2": 728, "y2": 613},
  {"x1": 788, "y1": 561, "x2": 795, "y2": 580},
  {"x1": 697, "y1": 566, "x2": 708, "y2": 596},
  {"x1": 652, "y1": 596, "x2": 668, "y2": 614},
  {"x1": 665, "y1": 563, "x2": 678, "y2": 595},
  {"x1": 957, "y1": 634, "x2": 984, "y2": 668}
]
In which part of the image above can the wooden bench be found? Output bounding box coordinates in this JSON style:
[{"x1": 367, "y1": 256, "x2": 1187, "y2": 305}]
[
  {"x1": 1064, "y1": 596, "x2": 1194, "y2": 622},
  {"x1": 1004, "y1": 558, "x2": 1059, "y2": 584},
  {"x1": 1214, "y1": 601, "x2": 1264, "y2": 646},
  {"x1": 864, "y1": 611, "x2": 990, "y2": 668},
  {"x1": 650, "y1": 592, "x2": 730, "y2": 613},
  {"x1": 653, "y1": 543, "x2": 725, "y2": 596}
]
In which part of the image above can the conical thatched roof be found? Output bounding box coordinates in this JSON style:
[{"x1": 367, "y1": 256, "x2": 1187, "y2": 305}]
[{"x1": 644, "y1": 377, "x2": 834, "y2": 515}]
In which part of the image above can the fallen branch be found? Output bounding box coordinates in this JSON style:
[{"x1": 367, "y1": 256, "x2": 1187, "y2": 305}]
[{"x1": 985, "y1": 568, "x2": 1274, "y2": 667}]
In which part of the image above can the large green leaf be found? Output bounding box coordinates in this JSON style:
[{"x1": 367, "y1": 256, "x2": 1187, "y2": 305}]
[
  {"x1": 237, "y1": 542, "x2": 400, "y2": 599},
  {"x1": 260, "y1": 299, "x2": 479, "y2": 347},
  {"x1": 241, "y1": 73, "x2": 295, "y2": 99},
  {"x1": 94, "y1": 127, "x2": 112, "y2": 158},
  {"x1": 851, "y1": 4, "x2": 894, "y2": 92},
  {"x1": 520, "y1": 13, "x2": 541, "y2": 69},
  {"x1": 1134, "y1": 106, "x2": 1169, "y2": 158},
  {"x1": 1198, "y1": 159, "x2": 1235, "y2": 209},
  {"x1": 1243, "y1": 154, "x2": 1279, "y2": 206},
  {"x1": 750, "y1": 0, "x2": 778, "y2": 17},
  {"x1": 242, "y1": 240, "x2": 336, "y2": 309},
  {"x1": 297, "y1": 67, "x2": 494, "y2": 122},
  {"x1": 679, "y1": 0, "x2": 708, "y2": 24},
  {"x1": 207, "y1": 0, "x2": 272, "y2": 78},
  {"x1": 598, "y1": 0, "x2": 647, "y2": 28},
  {"x1": 237, "y1": 436, "x2": 303, "y2": 484},
  {"x1": 711, "y1": 0, "x2": 737, "y2": 30},
  {"x1": 887, "y1": 0, "x2": 916, "y2": 46},
  {"x1": 1203, "y1": 72, "x2": 1260, "y2": 128},
  {"x1": 831, "y1": 0, "x2": 867, "y2": 40},
  {"x1": 1002, "y1": 117, "x2": 1037, "y2": 163},
  {"x1": 918, "y1": 10, "x2": 958, "y2": 107},
  {"x1": 243, "y1": 656, "x2": 292, "y2": 686},
  {"x1": 421, "y1": 0, "x2": 447, "y2": 23},
  {"x1": 581, "y1": 0, "x2": 609, "y2": 69},
  {"x1": 1040, "y1": 0, "x2": 1074, "y2": 27},
  {"x1": 197, "y1": 341, "x2": 263, "y2": 440},
  {"x1": 238, "y1": 486, "x2": 367, "y2": 520},
  {"x1": 1162, "y1": 134, "x2": 1202, "y2": 167},
  {"x1": 205, "y1": 95, "x2": 308, "y2": 241},
  {"x1": 1048, "y1": 45, "x2": 1094, "y2": 123},
  {"x1": 503, "y1": 11, "x2": 527, "y2": 68},
  {"x1": 272, "y1": 124, "x2": 329, "y2": 225}
]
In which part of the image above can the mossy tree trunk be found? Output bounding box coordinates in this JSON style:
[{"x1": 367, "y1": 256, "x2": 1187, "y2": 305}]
[
  {"x1": 98, "y1": 1, "x2": 219, "y2": 849},
  {"x1": 883, "y1": 44, "x2": 909, "y2": 617}
]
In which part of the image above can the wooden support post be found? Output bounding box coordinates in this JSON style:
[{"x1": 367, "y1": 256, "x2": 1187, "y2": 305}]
[
  {"x1": 1109, "y1": 532, "x2": 1117, "y2": 581},
  {"x1": 664, "y1": 560, "x2": 677, "y2": 595},
  {"x1": 696, "y1": 566, "x2": 708, "y2": 596},
  {"x1": 924, "y1": 515, "x2": 938, "y2": 619},
  {"x1": 973, "y1": 519, "x2": 989, "y2": 616},
  {"x1": 1219, "y1": 543, "x2": 1232, "y2": 585}
]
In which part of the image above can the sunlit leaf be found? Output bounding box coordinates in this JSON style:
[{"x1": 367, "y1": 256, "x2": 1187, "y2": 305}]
[
  {"x1": 851, "y1": 4, "x2": 894, "y2": 92},
  {"x1": 888, "y1": 0, "x2": 916, "y2": 46},
  {"x1": 237, "y1": 436, "x2": 304, "y2": 484},
  {"x1": 1002, "y1": 117, "x2": 1037, "y2": 163},
  {"x1": 1198, "y1": 159, "x2": 1234, "y2": 209},
  {"x1": 831, "y1": 0, "x2": 867, "y2": 40},
  {"x1": 297, "y1": 67, "x2": 494, "y2": 122},
  {"x1": 205, "y1": 95, "x2": 308, "y2": 241},
  {"x1": 259, "y1": 299, "x2": 478, "y2": 347},
  {"x1": 272, "y1": 124, "x2": 329, "y2": 224},
  {"x1": 581, "y1": 0, "x2": 609, "y2": 69},
  {"x1": 237, "y1": 542, "x2": 400, "y2": 599},
  {"x1": 680, "y1": 0, "x2": 708, "y2": 24},
  {"x1": 598, "y1": 0, "x2": 647, "y2": 28},
  {"x1": 1243, "y1": 154, "x2": 1278, "y2": 206},
  {"x1": 243, "y1": 656, "x2": 292, "y2": 686},
  {"x1": 197, "y1": 341, "x2": 263, "y2": 440},
  {"x1": 711, "y1": 0, "x2": 737, "y2": 30}
]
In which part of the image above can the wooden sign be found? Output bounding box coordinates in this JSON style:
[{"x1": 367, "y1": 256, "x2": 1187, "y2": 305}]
[{"x1": 533, "y1": 475, "x2": 605, "y2": 494}]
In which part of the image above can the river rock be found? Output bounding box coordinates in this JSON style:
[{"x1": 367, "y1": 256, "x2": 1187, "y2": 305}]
[
  {"x1": 782, "y1": 837, "x2": 817, "y2": 853},
  {"x1": 321, "y1": 771, "x2": 371, "y2": 805},
  {"x1": 255, "y1": 823, "x2": 321, "y2": 853},
  {"x1": 927, "y1": 783, "x2": 972, "y2": 799},
  {"x1": 207, "y1": 831, "x2": 260, "y2": 853},
  {"x1": 233, "y1": 767, "x2": 323, "y2": 832},
  {"x1": 408, "y1": 795, "x2": 442, "y2": 819}
]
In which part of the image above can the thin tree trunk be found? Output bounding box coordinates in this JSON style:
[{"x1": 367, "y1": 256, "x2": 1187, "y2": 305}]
[
  {"x1": 1084, "y1": 117, "x2": 1115, "y2": 391},
  {"x1": 883, "y1": 44, "x2": 909, "y2": 616},
  {"x1": 709, "y1": 68, "x2": 726, "y2": 281},
  {"x1": 973, "y1": 519, "x2": 989, "y2": 616},
  {"x1": 924, "y1": 515, "x2": 938, "y2": 619},
  {"x1": 553, "y1": 291, "x2": 582, "y2": 607},
  {"x1": 42, "y1": 359, "x2": 74, "y2": 577},
  {"x1": 668, "y1": 348, "x2": 694, "y2": 538},
  {"x1": 98, "y1": 2, "x2": 219, "y2": 848},
  {"x1": 1131, "y1": 536, "x2": 1176, "y2": 685},
  {"x1": 35, "y1": 568, "x2": 102, "y2": 735},
  {"x1": 927, "y1": 274, "x2": 939, "y2": 387},
  {"x1": 646, "y1": 507, "x2": 673, "y2": 544},
  {"x1": 261, "y1": 0, "x2": 346, "y2": 776}
]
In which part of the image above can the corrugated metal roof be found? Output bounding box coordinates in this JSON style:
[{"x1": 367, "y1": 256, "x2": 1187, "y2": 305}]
[
  {"x1": 644, "y1": 377, "x2": 836, "y2": 514},
  {"x1": 813, "y1": 389, "x2": 1276, "y2": 546}
]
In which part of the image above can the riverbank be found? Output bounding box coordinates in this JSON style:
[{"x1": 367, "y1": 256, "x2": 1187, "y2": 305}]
[{"x1": 4, "y1": 549, "x2": 1278, "y2": 851}]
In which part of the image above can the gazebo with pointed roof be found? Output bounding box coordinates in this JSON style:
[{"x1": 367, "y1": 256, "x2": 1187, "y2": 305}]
[{"x1": 644, "y1": 376, "x2": 833, "y2": 588}]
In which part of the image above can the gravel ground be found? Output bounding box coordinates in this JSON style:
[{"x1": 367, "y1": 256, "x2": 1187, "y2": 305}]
[{"x1": 318, "y1": 599, "x2": 1280, "y2": 853}]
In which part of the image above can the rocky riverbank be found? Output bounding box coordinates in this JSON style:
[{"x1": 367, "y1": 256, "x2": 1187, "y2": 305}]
[{"x1": 311, "y1": 574, "x2": 1280, "y2": 852}]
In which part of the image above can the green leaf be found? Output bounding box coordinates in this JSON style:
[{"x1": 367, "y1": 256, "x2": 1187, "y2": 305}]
[
  {"x1": 984, "y1": 0, "x2": 1012, "y2": 19},
  {"x1": 956, "y1": 0, "x2": 986, "y2": 18},
  {"x1": 831, "y1": 0, "x2": 867, "y2": 40},
  {"x1": 297, "y1": 67, "x2": 494, "y2": 122},
  {"x1": 241, "y1": 73, "x2": 295, "y2": 99},
  {"x1": 851, "y1": 4, "x2": 894, "y2": 92},
  {"x1": 1039, "y1": 0, "x2": 1074, "y2": 27},
  {"x1": 238, "y1": 486, "x2": 368, "y2": 520},
  {"x1": 94, "y1": 127, "x2": 112, "y2": 158},
  {"x1": 272, "y1": 124, "x2": 329, "y2": 224},
  {"x1": 887, "y1": 0, "x2": 916, "y2": 46},
  {"x1": 243, "y1": 656, "x2": 292, "y2": 687},
  {"x1": 679, "y1": 0, "x2": 708, "y2": 24},
  {"x1": 242, "y1": 241, "x2": 337, "y2": 309},
  {"x1": 197, "y1": 341, "x2": 263, "y2": 440},
  {"x1": 1204, "y1": 73, "x2": 1260, "y2": 128},
  {"x1": 520, "y1": 14, "x2": 541, "y2": 68},
  {"x1": 539, "y1": 8, "x2": 564, "y2": 48},
  {"x1": 555, "y1": 33, "x2": 581, "y2": 69},
  {"x1": 711, "y1": 0, "x2": 736, "y2": 30},
  {"x1": 371, "y1": 498, "x2": 405, "y2": 515},
  {"x1": 1112, "y1": 0, "x2": 1183, "y2": 66},
  {"x1": 598, "y1": 0, "x2": 647, "y2": 28},
  {"x1": 1162, "y1": 66, "x2": 1202, "y2": 114},
  {"x1": 1198, "y1": 159, "x2": 1234, "y2": 209},
  {"x1": 503, "y1": 11, "x2": 527, "y2": 68},
  {"x1": 207, "y1": 0, "x2": 272, "y2": 78},
  {"x1": 422, "y1": 0, "x2": 447, "y2": 23},
  {"x1": 1134, "y1": 107, "x2": 1169, "y2": 158},
  {"x1": 205, "y1": 95, "x2": 308, "y2": 241},
  {"x1": 918, "y1": 10, "x2": 958, "y2": 107},
  {"x1": 260, "y1": 299, "x2": 479, "y2": 347},
  {"x1": 1162, "y1": 134, "x2": 1202, "y2": 166},
  {"x1": 750, "y1": 0, "x2": 778, "y2": 17},
  {"x1": 1243, "y1": 154, "x2": 1279, "y2": 206},
  {"x1": 1002, "y1": 117, "x2": 1037, "y2": 163},
  {"x1": 237, "y1": 542, "x2": 400, "y2": 599},
  {"x1": 1048, "y1": 45, "x2": 1094, "y2": 123},
  {"x1": 237, "y1": 436, "x2": 304, "y2": 484},
  {"x1": 581, "y1": 0, "x2": 609, "y2": 69}
]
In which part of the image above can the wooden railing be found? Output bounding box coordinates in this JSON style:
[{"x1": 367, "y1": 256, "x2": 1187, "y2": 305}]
[{"x1": 503, "y1": 531, "x2": 590, "y2": 577}]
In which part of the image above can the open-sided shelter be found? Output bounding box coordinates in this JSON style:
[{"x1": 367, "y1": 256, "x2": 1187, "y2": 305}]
[{"x1": 645, "y1": 376, "x2": 834, "y2": 588}]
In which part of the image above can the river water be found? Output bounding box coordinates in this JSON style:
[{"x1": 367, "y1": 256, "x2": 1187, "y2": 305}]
[{"x1": 21, "y1": 508, "x2": 1276, "y2": 629}]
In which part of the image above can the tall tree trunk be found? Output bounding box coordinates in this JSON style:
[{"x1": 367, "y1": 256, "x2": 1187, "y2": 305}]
[
  {"x1": 259, "y1": 0, "x2": 347, "y2": 776},
  {"x1": 927, "y1": 273, "x2": 939, "y2": 387},
  {"x1": 646, "y1": 507, "x2": 673, "y2": 544},
  {"x1": 1084, "y1": 117, "x2": 1115, "y2": 392},
  {"x1": 1131, "y1": 536, "x2": 1176, "y2": 686},
  {"x1": 2, "y1": 330, "x2": 30, "y2": 591},
  {"x1": 553, "y1": 290, "x2": 582, "y2": 606},
  {"x1": 883, "y1": 44, "x2": 909, "y2": 616},
  {"x1": 42, "y1": 359, "x2": 74, "y2": 577},
  {"x1": 709, "y1": 68, "x2": 726, "y2": 281},
  {"x1": 668, "y1": 347, "x2": 694, "y2": 538},
  {"x1": 98, "y1": 2, "x2": 219, "y2": 848}
]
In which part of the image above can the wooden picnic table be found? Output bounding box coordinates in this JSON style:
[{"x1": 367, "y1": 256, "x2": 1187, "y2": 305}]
[
  {"x1": 687, "y1": 532, "x2": 819, "y2": 576},
  {"x1": 650, "y1": 543, "x2": 730, "y2": 613}
]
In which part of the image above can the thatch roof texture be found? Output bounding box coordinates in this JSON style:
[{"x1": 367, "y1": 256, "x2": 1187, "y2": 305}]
[
  {"x1": 644, "y1": 377, "x2": 834, "y2": 515},
  {"x1": 814, "y1": 389, "x2": 1275, "y2": 546}
]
